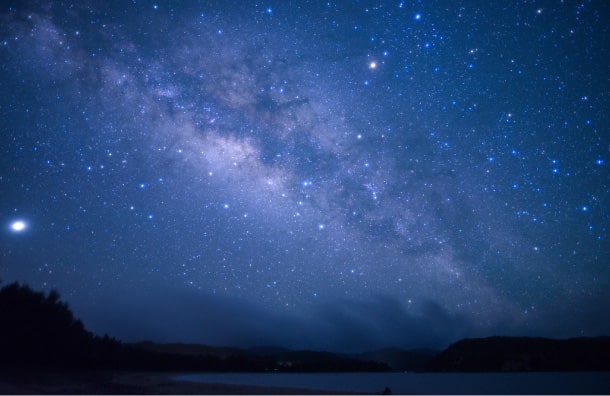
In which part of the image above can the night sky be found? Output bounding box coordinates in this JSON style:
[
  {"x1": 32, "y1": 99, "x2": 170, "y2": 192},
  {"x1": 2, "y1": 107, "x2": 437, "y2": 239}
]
[{"x1": 1, "y1": 0, "x2": 609, "y2": 353}]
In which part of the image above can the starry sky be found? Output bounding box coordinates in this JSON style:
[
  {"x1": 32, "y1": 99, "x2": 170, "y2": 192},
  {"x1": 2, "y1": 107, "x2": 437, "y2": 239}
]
[{"x1": 1, "y1": 0, "x2": 609, "y2": 353}]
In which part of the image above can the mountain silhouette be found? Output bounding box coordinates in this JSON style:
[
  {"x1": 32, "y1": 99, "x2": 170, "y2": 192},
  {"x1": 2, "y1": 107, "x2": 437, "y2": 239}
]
[{"x1": 425, "y1": 336, "x2": 610, "y2": 372}]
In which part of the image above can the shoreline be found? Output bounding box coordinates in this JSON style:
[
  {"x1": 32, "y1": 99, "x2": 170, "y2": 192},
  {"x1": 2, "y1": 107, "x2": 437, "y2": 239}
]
[
  {"x1": 0, "y1": 369, "x2": 356, "y2": 395},
  {"x1": 114, "y1": 371, "x2": 357, "y2": 394}
]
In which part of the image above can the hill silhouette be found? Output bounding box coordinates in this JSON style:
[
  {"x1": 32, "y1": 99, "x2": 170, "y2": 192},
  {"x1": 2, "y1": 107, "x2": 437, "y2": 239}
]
[
  {"x1": 425, "y1": 336, "x2": 610, "y2": 372},
  {"x1": 351, "y1": 348, "x2": 438, "y2": 372}
]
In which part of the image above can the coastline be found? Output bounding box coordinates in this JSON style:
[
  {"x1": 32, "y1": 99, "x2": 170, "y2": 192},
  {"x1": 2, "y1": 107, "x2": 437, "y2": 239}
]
[{"x1": 0, "y1": 370, "x2": 353, "y2": 395}]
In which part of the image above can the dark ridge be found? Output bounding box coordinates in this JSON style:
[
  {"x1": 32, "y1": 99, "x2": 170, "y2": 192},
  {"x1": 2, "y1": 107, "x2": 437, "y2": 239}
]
[
  {"x1": 424, "y1": 336, "x2": 610, "y2": 372},
  {"x1": 128, "y1": 341, "x2": 246, "y2": 359},
  {"x1": 349, "y1": 348, "x2": 439, "y2": 372}
]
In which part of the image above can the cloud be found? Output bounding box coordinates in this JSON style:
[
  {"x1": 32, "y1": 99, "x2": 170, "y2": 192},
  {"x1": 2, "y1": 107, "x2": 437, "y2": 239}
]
[{"x1": 75, "y1": 282, "x2": 483, "y2": 352}]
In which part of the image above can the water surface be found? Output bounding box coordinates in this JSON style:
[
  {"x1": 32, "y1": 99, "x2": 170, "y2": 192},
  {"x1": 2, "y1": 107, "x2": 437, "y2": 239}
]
[{"x1": 175, "y1": 371, "x2": 610, "y2": 394}]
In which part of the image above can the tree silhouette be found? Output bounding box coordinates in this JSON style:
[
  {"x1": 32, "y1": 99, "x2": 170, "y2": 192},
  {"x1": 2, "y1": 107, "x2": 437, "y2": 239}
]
[{"x1": 0, "y1": 282, "x2": 94, "y2": 368}]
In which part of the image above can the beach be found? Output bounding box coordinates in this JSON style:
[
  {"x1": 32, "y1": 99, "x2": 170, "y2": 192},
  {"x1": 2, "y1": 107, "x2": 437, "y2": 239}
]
[{"x1": 0, "y1": 370, "x2": 349, "y2": 394}]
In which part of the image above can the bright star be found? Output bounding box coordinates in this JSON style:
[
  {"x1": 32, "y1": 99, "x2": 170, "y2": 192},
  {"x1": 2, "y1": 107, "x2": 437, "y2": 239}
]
[
  {"x1": 11, "y1": 220, "x2": 27, "y2": 232},
  {"x1": 369, "y1": 61, "x2": 377, "y2": 70}
]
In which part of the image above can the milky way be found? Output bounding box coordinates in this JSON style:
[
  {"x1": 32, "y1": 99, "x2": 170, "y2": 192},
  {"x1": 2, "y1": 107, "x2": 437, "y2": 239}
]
[{"x1": 1, "y1": 1, "x2": 609, "y2": 352}]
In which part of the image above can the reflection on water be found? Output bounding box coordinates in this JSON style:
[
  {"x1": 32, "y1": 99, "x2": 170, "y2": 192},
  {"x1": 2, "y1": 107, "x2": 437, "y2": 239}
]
[{"x1": 175, "y1": 371, "x2": 610, "y2": 394}]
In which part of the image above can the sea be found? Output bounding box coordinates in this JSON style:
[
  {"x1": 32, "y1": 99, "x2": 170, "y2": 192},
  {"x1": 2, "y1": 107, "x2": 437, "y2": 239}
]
[{"x1": 174, "y1": 371, "x2": 610, "y2": 394}]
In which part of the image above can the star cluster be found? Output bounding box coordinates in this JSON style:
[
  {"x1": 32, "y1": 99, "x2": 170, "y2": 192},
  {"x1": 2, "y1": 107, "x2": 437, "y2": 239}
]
[{"x1": 0, "y1": 1, "x2": 608, "y2": 351}]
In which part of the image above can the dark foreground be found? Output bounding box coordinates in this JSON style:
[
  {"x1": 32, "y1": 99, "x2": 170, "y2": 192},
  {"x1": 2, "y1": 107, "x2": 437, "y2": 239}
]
[{"x1": 0, "y1": 369, "x2": 354, "y2": 395}]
